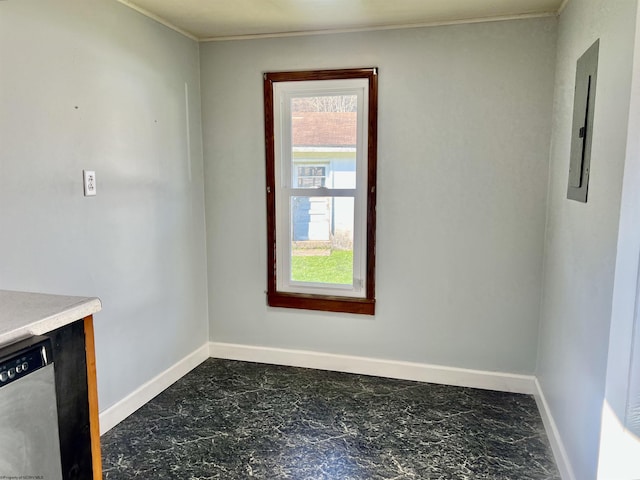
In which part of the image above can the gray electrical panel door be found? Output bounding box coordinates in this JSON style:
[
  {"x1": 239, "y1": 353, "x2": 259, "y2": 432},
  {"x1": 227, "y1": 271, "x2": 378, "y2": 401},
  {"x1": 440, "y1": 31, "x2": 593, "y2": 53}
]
[{"x1": 567, "y1": 39, "x2": 599, "y2": 203}]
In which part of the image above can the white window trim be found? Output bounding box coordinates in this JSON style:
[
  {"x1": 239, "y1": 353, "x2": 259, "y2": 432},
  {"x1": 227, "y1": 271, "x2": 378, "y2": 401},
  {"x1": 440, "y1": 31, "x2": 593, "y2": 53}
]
[{"x1": 273, "y1": 79, "x2": 369, "y2": 298}]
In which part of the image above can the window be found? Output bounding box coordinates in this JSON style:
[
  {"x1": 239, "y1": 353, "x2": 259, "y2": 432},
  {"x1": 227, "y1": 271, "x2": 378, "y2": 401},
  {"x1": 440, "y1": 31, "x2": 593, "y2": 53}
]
[
  {"x1": 264, "y1": 68, "x2": 378, "y2": 315},
  {"x1": 297, "y1": 166, "x2": 326, "y2": 188}
]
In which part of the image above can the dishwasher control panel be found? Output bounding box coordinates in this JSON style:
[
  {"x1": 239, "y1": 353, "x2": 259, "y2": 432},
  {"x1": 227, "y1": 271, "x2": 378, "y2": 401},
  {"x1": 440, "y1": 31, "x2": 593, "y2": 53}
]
[{"x1": 0, "y1": 336, "x2": 53, "y2": 388}]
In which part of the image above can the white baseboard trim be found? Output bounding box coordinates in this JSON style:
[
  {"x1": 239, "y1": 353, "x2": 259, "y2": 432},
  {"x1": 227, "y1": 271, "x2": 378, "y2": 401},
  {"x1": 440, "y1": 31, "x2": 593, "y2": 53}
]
[
  {"x1": 533, "y1": 378, "x2": 576, "y2": 480},
  {"x1": 209, "y1": 342, "x2": 537, "y2": 394},
  {"x1": 99, "y1": 343, "x2": 210, "y2": 435}
]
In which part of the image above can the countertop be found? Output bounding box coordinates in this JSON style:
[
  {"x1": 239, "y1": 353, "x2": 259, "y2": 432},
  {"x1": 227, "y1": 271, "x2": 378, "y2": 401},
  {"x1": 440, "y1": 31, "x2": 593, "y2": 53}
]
[{"x1": 0, "y1": 290, "x2": 102, "y2": 346}]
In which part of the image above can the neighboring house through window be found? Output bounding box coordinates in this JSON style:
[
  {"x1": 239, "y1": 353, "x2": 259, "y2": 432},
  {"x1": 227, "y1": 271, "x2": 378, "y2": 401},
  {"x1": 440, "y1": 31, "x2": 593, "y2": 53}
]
[{"x1": 264, "y1": 68, "x2": 378, "y2": 315}]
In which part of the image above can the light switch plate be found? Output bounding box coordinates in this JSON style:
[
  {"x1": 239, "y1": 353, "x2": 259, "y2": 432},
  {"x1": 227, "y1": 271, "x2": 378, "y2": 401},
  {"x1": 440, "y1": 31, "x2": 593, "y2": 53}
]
[{"x1": 83, "y1": 170, "x2": 96, "y2": 196}]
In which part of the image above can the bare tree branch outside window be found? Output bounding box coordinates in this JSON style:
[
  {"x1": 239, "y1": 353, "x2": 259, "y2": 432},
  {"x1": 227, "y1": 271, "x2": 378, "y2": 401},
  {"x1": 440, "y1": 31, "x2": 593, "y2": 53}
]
[{"x1": 292, "y1": 95, "x2": 357, "y2": 112}]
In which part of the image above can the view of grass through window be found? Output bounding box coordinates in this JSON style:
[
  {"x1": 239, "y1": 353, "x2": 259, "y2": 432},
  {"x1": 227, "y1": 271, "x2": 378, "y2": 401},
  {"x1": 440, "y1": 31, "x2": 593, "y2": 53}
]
[
  {"x1": 288, "y1": 94, "x2": 357, "y2": 289},
  {"x1": 291, "y1": 250, "x2": 353, "y2": 285}
]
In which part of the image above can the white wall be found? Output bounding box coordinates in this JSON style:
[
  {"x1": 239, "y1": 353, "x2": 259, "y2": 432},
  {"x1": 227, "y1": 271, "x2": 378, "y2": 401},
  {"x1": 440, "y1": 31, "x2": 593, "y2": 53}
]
[
  {"x1": 597, "y1": 1, "x2": 640, "y2": 478},
  {"x1": 0, "y1": 0, "x2": 209, "y2": 411},
  {"x1": 201, "y1": 18, "x2": 557, "y2": 374},
  {"x1": 535, "y1": 0, "x2": 639, "y2": 479}
]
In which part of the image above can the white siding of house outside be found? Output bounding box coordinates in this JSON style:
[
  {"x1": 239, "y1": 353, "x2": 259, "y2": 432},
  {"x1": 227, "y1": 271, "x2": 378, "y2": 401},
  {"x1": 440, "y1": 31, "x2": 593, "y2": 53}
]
[{"x1": 293, "y1": 149, "x2": 356, "y2": 245}]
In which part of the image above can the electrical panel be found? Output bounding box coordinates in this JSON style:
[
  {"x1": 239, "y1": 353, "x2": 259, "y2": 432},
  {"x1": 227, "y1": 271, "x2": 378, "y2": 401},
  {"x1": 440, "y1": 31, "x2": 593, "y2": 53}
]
[{"x1": 567, "y1": 39, "x2": 599, "y2": 203}]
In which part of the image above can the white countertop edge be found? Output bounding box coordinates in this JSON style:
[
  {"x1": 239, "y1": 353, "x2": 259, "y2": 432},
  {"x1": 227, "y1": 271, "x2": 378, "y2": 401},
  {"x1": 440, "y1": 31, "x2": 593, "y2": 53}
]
[
  {"x1": 28, "y1": 297, "x2": 102, "y2": 336},
  {"x1": 0, "y1": 293, "x2": 102, "y2": 346}
]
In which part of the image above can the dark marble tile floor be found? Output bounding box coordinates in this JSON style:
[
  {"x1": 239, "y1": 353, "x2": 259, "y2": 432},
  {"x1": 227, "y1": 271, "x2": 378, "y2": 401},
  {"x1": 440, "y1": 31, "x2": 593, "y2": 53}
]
[{"x1": 101, "y1": 358, "x2": 560, "y2": 479}]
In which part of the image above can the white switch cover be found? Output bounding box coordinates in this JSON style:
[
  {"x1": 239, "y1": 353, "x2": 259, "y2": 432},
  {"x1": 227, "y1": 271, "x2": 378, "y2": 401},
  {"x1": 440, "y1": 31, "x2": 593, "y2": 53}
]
[{"x1": 83, "y1": 170, "x2": 96, "y2": 196}]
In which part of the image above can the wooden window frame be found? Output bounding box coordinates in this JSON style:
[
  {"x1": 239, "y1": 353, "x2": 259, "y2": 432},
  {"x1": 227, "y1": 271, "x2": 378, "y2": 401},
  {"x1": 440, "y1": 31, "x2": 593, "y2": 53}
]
[{"x1": 264, "y1": 68, "x2": 378, "y2": 315}]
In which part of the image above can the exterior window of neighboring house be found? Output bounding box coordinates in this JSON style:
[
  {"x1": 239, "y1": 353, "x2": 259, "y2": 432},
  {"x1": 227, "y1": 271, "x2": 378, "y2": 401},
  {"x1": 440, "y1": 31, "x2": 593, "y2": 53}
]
[
  {"x1": 297, "y1": 166, "x2": 326, "y2": 188},
  {"x1": 264, "y1": 68, "x2": 378, "y2": 315}
]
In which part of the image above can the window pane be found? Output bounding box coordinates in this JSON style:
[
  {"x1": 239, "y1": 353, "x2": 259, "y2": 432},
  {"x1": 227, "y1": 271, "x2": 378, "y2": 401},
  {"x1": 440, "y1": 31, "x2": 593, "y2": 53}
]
[
  {"x1": 291, "y1": 95, "x2": 358, "y2": 189},
  {"x1": 290, "y1": 196, "x2": 354, "y2": 285}
]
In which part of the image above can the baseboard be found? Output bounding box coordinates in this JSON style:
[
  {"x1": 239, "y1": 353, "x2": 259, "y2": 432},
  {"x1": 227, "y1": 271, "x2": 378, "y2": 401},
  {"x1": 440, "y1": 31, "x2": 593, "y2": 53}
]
[
  {"x1": 533, "y1": 378, "x2": 576, "y2": 480},
  {"x1": 208, "y1": 342, "x2": 537, "y2": 394},
  {"x1": 99, "y1": 343, "x2": 210, "y2": 435}
]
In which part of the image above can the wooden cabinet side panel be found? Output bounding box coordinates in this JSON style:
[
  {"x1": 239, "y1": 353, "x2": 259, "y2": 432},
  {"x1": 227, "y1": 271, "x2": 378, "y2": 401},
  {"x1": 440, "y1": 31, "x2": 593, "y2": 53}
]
[{"x1": 84, "y1": 315, "x2": 102, "y2": 480}]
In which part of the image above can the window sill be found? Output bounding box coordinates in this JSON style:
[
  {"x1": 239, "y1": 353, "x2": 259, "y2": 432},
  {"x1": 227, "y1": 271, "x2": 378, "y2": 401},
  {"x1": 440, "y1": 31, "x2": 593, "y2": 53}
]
[{"x1": 267, "y1": 291, "x2": 375, "y2": 315}]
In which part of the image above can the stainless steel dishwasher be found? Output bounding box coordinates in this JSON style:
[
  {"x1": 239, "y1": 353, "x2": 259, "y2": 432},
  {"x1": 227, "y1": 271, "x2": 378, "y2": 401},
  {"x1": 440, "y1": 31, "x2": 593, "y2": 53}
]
[{"x1": 0, "y1": 336, "x2": 63, "y2": 479}]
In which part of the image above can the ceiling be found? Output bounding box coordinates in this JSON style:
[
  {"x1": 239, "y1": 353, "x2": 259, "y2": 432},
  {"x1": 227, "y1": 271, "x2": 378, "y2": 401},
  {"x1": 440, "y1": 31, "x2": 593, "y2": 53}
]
[{"x1": 118, "y1": 0, "x2": 566, "y2": 42}]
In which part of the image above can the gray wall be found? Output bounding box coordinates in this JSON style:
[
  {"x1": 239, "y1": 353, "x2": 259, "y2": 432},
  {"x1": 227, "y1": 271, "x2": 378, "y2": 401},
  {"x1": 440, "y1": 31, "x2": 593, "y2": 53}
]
[
  {"x1": 200, "y1": 18, "x2": 557, "y2": 374},
  {"x1": 597, "y1": 1, "x2": 640, "y2": 478},
  {"x1": 0, "y1": 0, "x2": 209, "y2": 411},
  {"x1": 535, "y1": 0, "x2": 639, "y2": 479}
]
